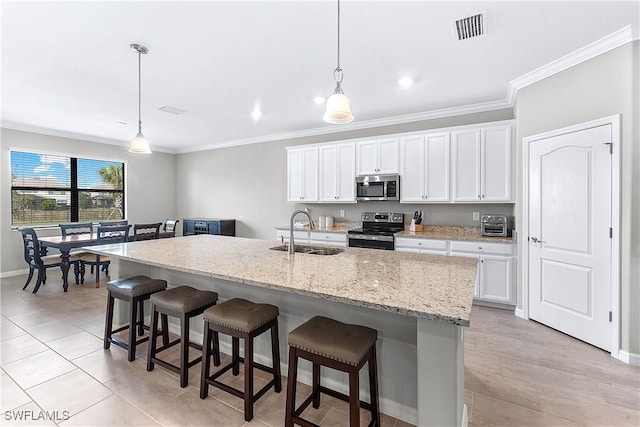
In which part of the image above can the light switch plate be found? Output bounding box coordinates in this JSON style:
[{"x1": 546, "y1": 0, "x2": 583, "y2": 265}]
[
  {"x1": 473, "y1": 212, "x2": 480, "y2": 221},
  {"x1": 340, "y1": 210, "x2": 345, "y2": 217}
]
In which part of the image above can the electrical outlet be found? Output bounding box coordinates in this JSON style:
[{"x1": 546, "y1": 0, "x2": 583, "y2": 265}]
[
  {"x1": 473, "y1": 212, "x2": 480, "y2": 221},
  {"x1": 340, "y1": 210, "x2": 345, "y2": 218}
]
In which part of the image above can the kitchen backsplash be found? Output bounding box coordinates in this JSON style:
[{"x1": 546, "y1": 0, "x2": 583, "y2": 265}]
[{"x1": 295, "y1": 202, "x2": 515, "y2": 228}]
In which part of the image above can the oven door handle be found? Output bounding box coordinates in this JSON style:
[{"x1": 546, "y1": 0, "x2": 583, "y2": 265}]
[{"x1": 348, "y1": 234, "x2": 394, "y2": 242}]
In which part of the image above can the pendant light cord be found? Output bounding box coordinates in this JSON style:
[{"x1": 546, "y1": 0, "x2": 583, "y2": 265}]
[
  {"x1": 137, "y1": 50, "x2": 142, "y2": 133},
  {"x1": 337, "y1": 0, "x2": 340, "y2": 71}
]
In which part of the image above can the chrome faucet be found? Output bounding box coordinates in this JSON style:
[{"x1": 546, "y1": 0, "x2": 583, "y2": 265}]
[{"x1": 289, "y1": 210, "x2": 315, "y2": 255}]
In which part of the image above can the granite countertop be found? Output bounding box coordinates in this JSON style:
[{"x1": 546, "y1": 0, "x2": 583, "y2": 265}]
[
  {"x1": 395, "y1": 225, "x2": 515, "y2": 243},
  {"x1": 87, "y1": 235, "x2": 477, "y2": 326},
  {"x1": 275, "y1": 222, "x2": 360, "y2": 234}
]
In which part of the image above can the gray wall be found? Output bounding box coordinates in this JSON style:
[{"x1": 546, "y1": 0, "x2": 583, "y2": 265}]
[
  {"x1": 175, "y1": 109, "x2": 515, "y2": 239},
  {"x1": 0, "y1": 128, "x2": 177, "y2": 274},
  {"x1": 514, "y1": 41, "x2": 640, "y2": 354}
]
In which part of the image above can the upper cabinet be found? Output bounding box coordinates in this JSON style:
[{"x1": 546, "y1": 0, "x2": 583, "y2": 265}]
[
  {"x1": 356, "y1": 138, "x2": 399, "y2": 175},
  {"x1": 400, "y1": 133, "x2": 450, "y2": 203},
  {"x1": 287, "y1": 120, "x2": 513, "y2": 204},
  {"x1": 287, "y1": 146, "x2": 318, "y2": 202},
  {"x1": 319, "y1": 143, "x2": 356, "y2": 202},
  {"x1": 452, "y1": 124, "x2": 512, "y2": 202}
]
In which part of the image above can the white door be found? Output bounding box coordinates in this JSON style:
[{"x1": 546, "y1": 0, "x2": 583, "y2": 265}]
[
  {"x1": 336, "y1": 143, "x2": 355, "y2": 201},
  {"x1": 452, "y1": 129, "x2": 481, "y2": 201},
  {"x1": 301, "y1": 148, "x2": 318, "y2": 202},
  {"x1": 356, "y1": 140, "x2": 378, "y2": 175},
  {"x1": 287, "y1": 149, "x2": 304, "y2": 202},
  {"x1": 479, "y1": 255, "x2": 514, "y2": 304},
  {"x1": 319, "y1": 145, "x2": 338, "y2": 202},
  {"x1": 377, "y1": 138, "x2": 399, "y2": 174},
  {"x1": 529, "y1": 124, "x2": 612, "y2": 350},
  {"x1": 400, "y1": 136, "x2": 424, "y2": 202},
  {"x1": 424, "y1": 133, "x2": 450, "y2": 202},
  {"x1": 481, "y1": 126, "x2": 512, "y2": 201}
]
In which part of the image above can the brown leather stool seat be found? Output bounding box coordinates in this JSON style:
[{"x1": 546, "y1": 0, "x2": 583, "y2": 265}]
[
  {"x1": 285, "y1": 316, "x2": 380, "y2": 427},
  {"x1": 147, "y1": 286, "x2": 218, "y2": 387},
  {"x1": 200, "y1": 298, "x2": 282, "y2": 422},
  {"x1": 104, "y1": 276, "x2": 167, "y2": 362}
]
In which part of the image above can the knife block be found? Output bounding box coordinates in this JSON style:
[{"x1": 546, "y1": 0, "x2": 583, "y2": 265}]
[{"x1": 409, "y1": 219, "x2": 423, "y2": 232}]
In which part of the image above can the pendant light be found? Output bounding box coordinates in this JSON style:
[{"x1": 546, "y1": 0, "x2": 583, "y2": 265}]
[
  {"x1": 323, "y1": 0, "x2": 353, "y2": 124},
  {"x1": 128, "y1": 43, "x2": 152, "y2": 154}
]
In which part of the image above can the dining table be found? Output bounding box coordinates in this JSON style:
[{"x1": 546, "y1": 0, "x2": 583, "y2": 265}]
[
  {"x1": 39, "y1": 230, "x2": 174, "y2": 291},
  {"x1": 39, "y1": 233, "x2": 104, "y2": 292}
]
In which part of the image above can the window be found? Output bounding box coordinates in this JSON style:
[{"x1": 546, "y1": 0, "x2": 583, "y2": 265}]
[{"x1": 10, "y1": 150, "x2": 125, "y2": 226}]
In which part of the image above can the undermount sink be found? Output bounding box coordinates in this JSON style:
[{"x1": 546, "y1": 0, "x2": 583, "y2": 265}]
[{"x1": 270, "y1": 244, "x2": 344, "y2": 256}]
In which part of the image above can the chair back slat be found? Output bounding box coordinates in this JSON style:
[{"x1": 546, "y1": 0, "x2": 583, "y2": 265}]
[
  {"x1": 19, "y1": 228, "x2": 44, "y2": 267},
  {"x1": 96, "y1": 225, "x2": 130, "y2": 244},
  {"x1": 163, "y1": 219, "x2": 179, "y2": 233},
  {"x1": 59, "y1": 222, "x2": 93, "y2": 237},
  {"x1": 132, "y1": 222, "x2": 162, "y2": 241},
  {"x1": 98, "y1": 220, "x2": 128, "y2": 227}
]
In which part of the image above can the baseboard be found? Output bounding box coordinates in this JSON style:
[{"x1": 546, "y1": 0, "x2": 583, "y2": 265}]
[
  {"x1": 0, "y1": 269, "x2": 29, "y2": 279},
  {"x1": 514, "y1": 307, "x2": 526, "y2": 319},
  {"x1": 617, "y1": 350, "x2": 640, "y2": 366}
]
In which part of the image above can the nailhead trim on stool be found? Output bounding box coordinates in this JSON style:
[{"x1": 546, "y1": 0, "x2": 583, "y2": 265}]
[
  {"x1": 104, "y1": 276, "x2": 167, "y2": 362},
  {"x1": 285, "y1": 316, "x2": 380, "y2": 427},
  {"x1": 146, "y1": 286, "x2": 218, "y2": 388},
  {"x1": 200, "y1": 298, "x2": 282, "y2": 422}
]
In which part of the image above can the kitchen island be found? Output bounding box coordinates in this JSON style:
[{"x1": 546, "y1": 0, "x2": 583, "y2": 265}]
[{"x1": 87, "y1": 235, "x2": 477, "y2": 426}]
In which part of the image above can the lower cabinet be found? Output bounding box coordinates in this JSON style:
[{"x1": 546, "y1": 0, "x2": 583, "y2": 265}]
[
  {"x1": 276, "y1": 230, "x2": 347, "y2": 247},
  {"x1": 396, "y1": 237, "x2": 515, "y2": 306},
  {"x1": 449, "y1": 241, "x2": 515, "y2": 305},
  {"x1": 394, "y1": 237, "x2": 448, "y2": 255},
  {"x1": 183, "y1": 219, "x2": 236, "y2": 237}
]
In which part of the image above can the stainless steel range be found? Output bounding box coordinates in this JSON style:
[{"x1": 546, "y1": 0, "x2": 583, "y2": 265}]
[{"x1": 348, "y1": 212, "x2": 405, "y2": 250}]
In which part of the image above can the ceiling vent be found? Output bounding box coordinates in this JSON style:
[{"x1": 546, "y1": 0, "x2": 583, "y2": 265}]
[
  {"x1": 158, "y1": 106, "x2": 186, "y2": 115},
  {"x1": 454, "y1": 12, "x2": 485, "y2": 41}
]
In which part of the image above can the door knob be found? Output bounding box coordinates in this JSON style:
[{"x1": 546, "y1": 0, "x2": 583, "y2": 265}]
[{"x1": 530, "y1": 237, "x2": 545, "y2": 243}]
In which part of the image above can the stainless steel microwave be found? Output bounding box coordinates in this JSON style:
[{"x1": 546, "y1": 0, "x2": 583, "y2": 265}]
[{"x1": 355, "y1": 174, "x2": 400, "y2": 201}]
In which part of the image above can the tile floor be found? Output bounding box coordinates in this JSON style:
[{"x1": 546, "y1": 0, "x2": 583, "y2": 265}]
[{"x1": 1, "y1": 274, "x2": 639, "y2": 426}]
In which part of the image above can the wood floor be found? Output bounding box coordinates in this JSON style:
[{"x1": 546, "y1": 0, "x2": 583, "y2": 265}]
[{"x1": 1, "y1": 273, "x2": 638, "y2": 426}]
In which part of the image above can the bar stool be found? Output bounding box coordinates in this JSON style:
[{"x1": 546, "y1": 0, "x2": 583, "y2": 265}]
[
  {"x1": 200, "y1": 298, "x2": 282, "y2": 422},
  {"x1": 285, "y1": 316, "x2": 380, "y2": 427},
  {"x1": 104, "y1": 276, "x2": 168, "y2": 362},
  {"x1": 147, "y1": 286, "x2": 219, "y2": 387}
]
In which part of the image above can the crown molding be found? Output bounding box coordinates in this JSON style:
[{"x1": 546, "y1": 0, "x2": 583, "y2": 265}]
[
  {"x1": 506, "y1": 24, "x2": 639, "y2": 105},
  {"x1": 0, "y1": 121, "x2": 177, "y2": 154},
  {"x1": 176, "y1": 99, "x2": 512, "y2": 153}
]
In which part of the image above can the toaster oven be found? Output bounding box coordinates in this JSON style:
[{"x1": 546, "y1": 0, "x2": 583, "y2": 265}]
[{"x1": 481, "y1": 214, "x2": 509, "y2": 237}]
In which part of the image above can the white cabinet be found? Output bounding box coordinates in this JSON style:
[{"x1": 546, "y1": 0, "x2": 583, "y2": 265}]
[
  {"x1": 356, "y1": 138, "x2": 399, "y2": 175},
  {"x1": 319, "y1": 143, "x2": 356, "y2": 202},
  {"x1": 400, "y1": 133, "x2": 450, "y2": 202},
  {"x1": 287, "y1": 147, "x2": 318, "y2": 202},
  {"x1": 276, "y1": 230, "x2": 347, "y2": 247},
  {"x1": 394, "y1": 237, "x2": 448, "y2": 255},
  {"x1": 309, "y1": 232, "x2": 347, "y2": 247},
  {"x1": 450, "y1": 240, "x2": 515, "y2": 305},
  {"x1": 452, "y1": 125, "x2": 512, "y2": 202}
]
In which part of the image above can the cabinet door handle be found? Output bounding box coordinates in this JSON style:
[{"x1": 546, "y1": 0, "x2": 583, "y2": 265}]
[
  {"x1": 482, "y1": 194, "x2": 485, "y2": 198},
  {"x1": 481, "y1": 258, "x2": 484, "y2": 263},
  {"x1": 478, "y1": 246, "x2": 482, "y2": 250},
  {"x1": 477, "y1": 194, "x2": 481, "y2": 199}
]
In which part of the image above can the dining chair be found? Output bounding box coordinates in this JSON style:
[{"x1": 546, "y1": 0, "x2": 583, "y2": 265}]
[
  {"x1": 77, "y1": 225, "x2": 130, "y2": 287},
  {"x1": 19, "y1": 228, "x2": 61, "y2": 293},
  {"x1": 99, "y1": 220, "x2": 129, "y2": 227},
  {"x1": 59, "y1": 222, "x2": 93, "y2": 284},
  {"x1": 161, "y1": 219, "x2": 179, "y2": 238},
  {"x1": 132, "y1": 222, "x2": 162, "y2": 241}
]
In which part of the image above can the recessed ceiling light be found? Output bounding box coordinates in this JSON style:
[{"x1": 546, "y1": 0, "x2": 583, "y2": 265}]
[
  {"x1": 251, "y1": 109, "x2": 262, "y2": 121},
  {"x1": 398, "y1": 77, "x2": 414, "y2": 88},
  {"x1": 314, "y1": 96, "x2": 325, "y2": 105}
]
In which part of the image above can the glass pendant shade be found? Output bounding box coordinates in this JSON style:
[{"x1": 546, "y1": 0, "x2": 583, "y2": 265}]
[
  {"x1": 323, "y1": 91, "x2": 353, "y2": 124},
  {"x1": 129, "y1": 131, "x2": 151, "y2": 154}
]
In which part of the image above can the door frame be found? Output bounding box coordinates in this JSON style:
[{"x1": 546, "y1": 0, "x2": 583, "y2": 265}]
[{"x1": 521, "y1": 114, "x2": 620, "y2": 359}]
